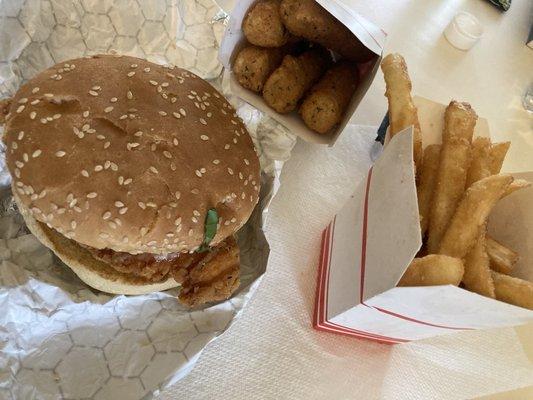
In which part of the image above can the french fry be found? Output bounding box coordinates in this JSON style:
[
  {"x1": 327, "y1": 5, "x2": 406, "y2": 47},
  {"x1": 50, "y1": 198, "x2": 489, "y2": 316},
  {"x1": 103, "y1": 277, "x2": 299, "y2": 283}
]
[
  {"x1": 380, "y1": 54, "x2": 423, "y2": 169},
  {"x1": 417, "y1": 144, "x2": 441, "y2": 236},
  {"x1": 501, "y1": 179, "x2": 531, "y2": 198},
  {"x1": 398, "y1": 254, "x2": 464, "y2": 287},
  {"x1": 486, "y1": 236, "x2": 518, "y2": 275},
  {"x1": 462, "y1": 231, "x2": 495, "y2": 297},
  {"x1": 439, "y1": 174, "x2": 514, "y2": 259},
  {"x1": 426, "y1": 101, "x2": 477, "y2": 253},
  {"x1": 489, "y1": 141, "x2": 510, "y2": 174},
  {"x1": 492, "y1": 272, "x2": 533, "y2": 310},
  {"x1": 466, "y1": 137, "x2": 492, "y2": 187}
]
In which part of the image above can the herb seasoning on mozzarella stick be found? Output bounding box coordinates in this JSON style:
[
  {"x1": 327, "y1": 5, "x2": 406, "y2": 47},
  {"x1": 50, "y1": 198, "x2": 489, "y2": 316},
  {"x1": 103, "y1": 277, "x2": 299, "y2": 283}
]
[
  {"x1": 263, "y1": 48, "x2": 329, "y2": 113},
  {"x1": 299, "y1": 62, "x2": 359, "y2": 134}
]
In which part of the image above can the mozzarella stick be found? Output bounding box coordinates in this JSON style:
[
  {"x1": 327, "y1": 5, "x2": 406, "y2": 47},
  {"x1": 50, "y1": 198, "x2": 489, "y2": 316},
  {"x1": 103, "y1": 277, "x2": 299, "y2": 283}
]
[
  {"x1": 234, "y1": 46, "x2": 283, "y2": 92},
  {"x1": 439, "y1": 174, "x2": 513, "y2": 259},
  {"x1": 492, "y1": 272, "x2": 533, "y2": 310},
  {"x1": 486, "y1": 236, "x2": 518, "y2": 275},
  {"x1": 489, "y1": 141, "x2": 510, "y2": 174},
  {"x1": 426, "y1": 101, "x2": 477, "y2": 253},
  {"x1": 417, "y1": 144, "x2": 441, "y2": 236},
  {"x1": 398, "y1": 254, "x2": 464, "y2": 287},
  {"x1": 299, "y1": 62, "x2": 359, "y2": 134},
  {"x1": 243, "y1": 0, "x2": 288, "y2": 47},
  {"x1": 466, "y1": 137, "x2": 492, "y2": 187},
  {"x1": 463, "y1": 231, "x2": 495, "y2": 298},
  {"x1": 263, "y1": 49, "x2": 329, "y2": 113},
  {"x1": 380, "y1": 54, "x2": 423, "y2": 169}
]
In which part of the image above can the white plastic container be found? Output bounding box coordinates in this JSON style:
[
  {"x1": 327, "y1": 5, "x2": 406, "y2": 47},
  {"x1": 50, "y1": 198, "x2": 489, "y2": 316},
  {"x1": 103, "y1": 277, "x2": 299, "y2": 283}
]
[{"x1": 444, "y1": 11, "x2": 484, "y2": 51}]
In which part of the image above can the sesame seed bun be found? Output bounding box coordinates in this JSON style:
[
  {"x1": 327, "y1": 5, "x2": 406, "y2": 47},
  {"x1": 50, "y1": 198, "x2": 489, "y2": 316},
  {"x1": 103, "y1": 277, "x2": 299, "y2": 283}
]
[
  {"x1": 4, "y1": 54, "x2": 260, "y2": 255},
  {"x1": 15, "y1": 190, "x2": 178, "y2": 294}
]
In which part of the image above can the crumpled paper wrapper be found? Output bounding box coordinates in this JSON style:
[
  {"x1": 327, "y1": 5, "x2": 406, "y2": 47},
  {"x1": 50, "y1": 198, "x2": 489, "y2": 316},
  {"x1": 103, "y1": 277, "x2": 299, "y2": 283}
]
[{"x1": 0, "y1": 1, "x2": 297, "y2": 399}]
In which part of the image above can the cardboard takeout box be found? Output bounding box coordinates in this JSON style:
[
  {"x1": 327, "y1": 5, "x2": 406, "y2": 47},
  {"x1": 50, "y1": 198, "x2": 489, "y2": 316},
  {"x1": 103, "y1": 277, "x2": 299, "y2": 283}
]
[
  {"x1": 219, "y1": 0, "x2": 385, "y2": 145},
  {"x1": 313, "y1": 97, "x2": 533, "y2": 343}
]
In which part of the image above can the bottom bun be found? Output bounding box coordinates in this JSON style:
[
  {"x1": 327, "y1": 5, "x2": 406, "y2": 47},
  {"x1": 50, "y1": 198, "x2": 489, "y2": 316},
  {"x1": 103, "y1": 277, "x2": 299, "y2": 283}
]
[{"x1": 15, "y1": 190, "x2": 178, "y2": 295}]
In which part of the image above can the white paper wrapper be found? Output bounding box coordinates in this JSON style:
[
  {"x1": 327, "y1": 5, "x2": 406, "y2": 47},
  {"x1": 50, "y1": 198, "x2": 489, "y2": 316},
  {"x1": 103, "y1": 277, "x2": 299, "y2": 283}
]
[
  {"x1": 218, "y1": 0, "x2": 385, "y2": 145},
  {"x1": 314, "y1": 97, "x2": 533, "y2": 343},
  {"x1": 0, "y1": 1, "x2": 297, "y2": 399}
]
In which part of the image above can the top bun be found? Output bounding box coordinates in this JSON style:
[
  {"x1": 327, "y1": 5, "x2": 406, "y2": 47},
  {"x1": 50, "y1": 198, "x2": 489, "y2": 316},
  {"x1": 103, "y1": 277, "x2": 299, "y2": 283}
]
[{"x1": 4, "y1": 54, "x2": 260, "y2": 254}]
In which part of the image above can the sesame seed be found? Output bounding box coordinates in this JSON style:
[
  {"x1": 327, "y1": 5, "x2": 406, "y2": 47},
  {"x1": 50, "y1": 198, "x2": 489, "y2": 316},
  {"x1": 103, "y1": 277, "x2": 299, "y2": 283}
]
[
  {"x1": 18, "y1": 98, "x2": 28, "y2": 104},
  {"x1": 224, "y1": 221, "x2": 230, "y2": 226},
  {"x1": 14, "y1": 169, "x2": 20, "y2": 178},
  {"x1": 131, "y1": 63, "x2": 138, "y2": 68},
  {"x1": 110, "y1": 97, "x2": 118, "y2": 103},
  {"x1": 12, "y1": 142, "x2": 18, "y2": 150},
  {"x1": 81, "y1": 170, "x2": 89, "y2": 177},
  {"x1": 57, "y1": 208, "x2": 65, "y2": 214},
  {"x1": 187, "y1": 95, "x2": 195, "y2": 100},
  {"x1": 158, "y1": 111, "x2": 167, "y2": 116},
  {"x1": 108, "y1": 221, "x2": 117, "y2": 229},
  {"x1": 119, "y1": 114, "x2": 128, "y2": 120},
  {"x1": 242, "y1": 192, "x2": 246, "y2": 199},
  {"x1": 110, "y1": 162, "x2": 118, "y2": 171},
  {"x1": 144, "y1": 67, "x2": 150, "y2": 72},
  {"x1": 191, "y1": 188, "x2": 199, "y2": 194},
  {"x1": 221, "y1": 109, "x2": 227, "y2": 115},
  {"x1": 161, "y1": 82, "x2": 169, "y2": 87},
  {"x1": 30, "y1": 194, "x2": 38, "y2": 201},
  {"x1": 89, "y1": 90, "x2": 98, "y2": 96},
  {"x1": 123, "y1": 178, "x2": 132, "y2": 185},
  {"x1": 127, "y1": 71, "x2": 135, "y2": 77},
  {"x1": 138, "y1": 202, "x2": 146, "y2": 210},
  {"x1": 200, "y1": 134, "x2": 209, "y2": 140},
  {"x1": 207, "y1": 112, "x2": 212, "y2": 118},
  {"x1": 140, "y1": 227, "x2": 148, "y2": 236},
  {"x1": 175, "y1": 191, "x2": 181, "y2": 199},
  {"x1": 227, "y1": 168, "x2": 234, "y2": 175},
  {"x1": 192, "y1": 217, "x2": 198, "y2": 223},
  {"x1": 179, "y1": 108, "x2": 186, "y2": 116},
  {"x1": 173, "y1": 138, "x2": 179, "y2": 146},
  {"x1": 44, "y1": 93, "x2": 53, "y2": 98},
  {"x1": 16, "y1": 105, "x2": 25, "y2": 113},
  {"x1": 170, "y1": 163, "x2": 176, "y2": 171},
  {"x1": 146, "y1": 202, "x2": 157, "y2": 208},
  {"x1": 104, "y1": 106, "x2": 114, "y2": 113},
  {"x1": 169, "y1": 202, "x2": 177, "y2": 207},
  {"x1": 46, "y1": 116, "x2": 53, "y2": 121},
  {"x1": 163, "y1": 151, "x2": 172, "y2": 159},
  {"x1": 233, "y1": 138, "x2": 238, "y2": 144},
  {"x1": 32, "y1": 150, "x2": 41, "y2": 158},
  {"x1": 119, "y1": 207, "x2": 128, "y2": 215},
  {"x1": 127, "y1": 142, "x2": 140, "y2": 150},
  {"x1": 200, "y1": 167, "x2": 206, "y2": 173},
  {"x1": 31, "y1": 99, "x2": 40, "y2": 105},
  {"x1": 55, "y1": 151, "x2": 66, "y2": 157},
  {"x1": 71, "y1": 221, "x2": 77, "y2": 229},
  {"x1": 244, "y1": 158, "x2": 250, "y2": 165},
  {"x1": 171, "y1": 97, "x2": 177, "y2": 103},
  {"x1": 239, "y1": 172, "x2": 243, "y2": 179},
  {"x1": 224, "y1": 144, "x2": 230, "y2": 150},
  {"x1": 99, "y1": 233, "x2": 110, "y2": 239},
  {"x1": 69, "y1": 199, "x2": 78, "y2": 208},
  {"x1": 134, "y1": 131, "x2": 143, "y2": 137},
  {"x1": 172, "y1": 112, "x2": 181, "y2": 119},
  {"x1": 195, "y1": 170, "x2": 202, "y2": 177},
  {"x1": 32, "y1": 87, "x2": 40, "y2": 93},
  {"x1": 97, "y1": 135, "x2": 105, "y2": 140},
  {"x1": 149, "y1": 166, "x2": 158, "y2": 174},
  {"x1": 104, "y1": 160, "x2": 111, "y2": 169},
  {"x1": 115, "y1": 201, "x2": 124, "y2": 208},
  {"x1": 17, "y1": 131, "x2": 25, "y2": 140},
  {"x1": 149, "y1": 80, "x2": 158, "y2": 86},
  {"x1": 83, "y1": 111, "x2": 89, "y2": 117},
  {"x1": 188, "y1": 229, "x2": 193, "y2": 236},
  {"x1": 92, "y1": 86, "x2": 101, "y2": 90},
  {"x1": 104, "y1": 141, "x2": 110, "y2": 149},
  {"x1": 87, "y1": 192, "x2": 97, "y2": 198},
  {"x1": 212, "y1": 159, "x2": 220, "y2": 165},
  {"x1": 94, "y1": 165, "x2": 103, "y2": 171},
  {"x1": 193, "y1": 210, "x2": 200, "y2": 216},
  {"x1": 127, "y1": 91, "x2": 133, "y2": 99}
]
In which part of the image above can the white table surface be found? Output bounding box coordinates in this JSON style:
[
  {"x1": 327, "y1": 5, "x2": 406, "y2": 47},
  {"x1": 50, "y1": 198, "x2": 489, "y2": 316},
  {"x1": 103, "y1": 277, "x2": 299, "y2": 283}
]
[{"x1": 160, "y1": 0, "x2": 533, "y2": 399}]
